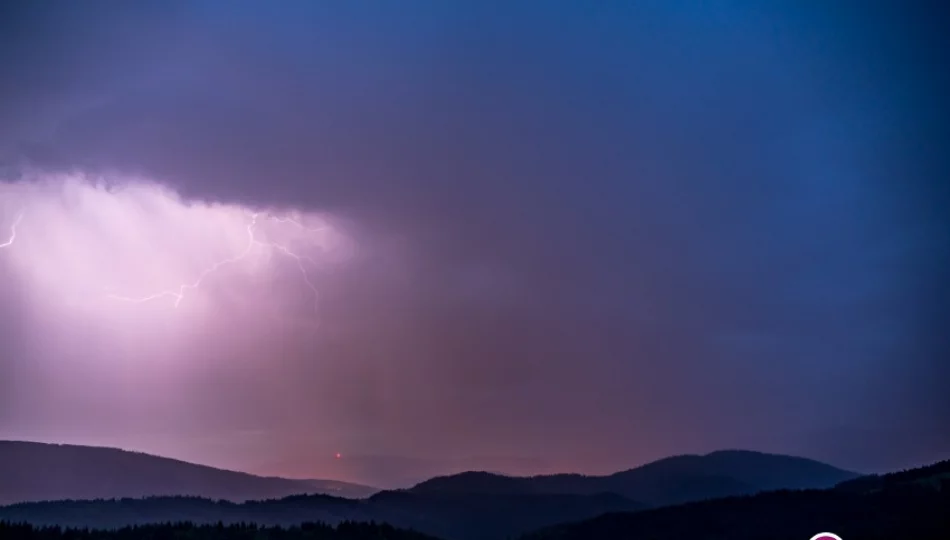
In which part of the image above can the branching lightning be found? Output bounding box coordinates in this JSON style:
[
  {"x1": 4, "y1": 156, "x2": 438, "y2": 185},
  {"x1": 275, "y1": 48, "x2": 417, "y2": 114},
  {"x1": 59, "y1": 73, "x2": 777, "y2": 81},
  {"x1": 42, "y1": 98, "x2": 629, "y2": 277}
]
[
  {"x1": 1, "y1": 206, "x2": 324, "y2": 313},
  {"x1": 267, "y1": 215, "x2": 328, "y2": 234},
  {"x1": 106, "y1": 211, "x2": 323, "y2": 311},
  {"x1": 106, "y1": 213, "x2": 263, "y2": 307},
  {"x1": 263, "y1": 241, "x2": 320, "y2": 313}
]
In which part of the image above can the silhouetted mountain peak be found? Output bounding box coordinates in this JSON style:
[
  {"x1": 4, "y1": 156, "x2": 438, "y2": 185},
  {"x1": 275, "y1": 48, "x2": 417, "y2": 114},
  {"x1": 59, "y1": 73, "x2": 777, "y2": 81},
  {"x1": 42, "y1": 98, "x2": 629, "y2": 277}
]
[
  {"x1": 409, "y1": 471, "x2": 535, "y2": 495},
  {"x1": 408, "y1": 449, "x2": 857, "y2": 506},
  {"x1": 522, "y1": 458, "x2": 950, "y2": 540},
  {"x1": 0, "y1": 440, "x2": 378, "y2": 505}
]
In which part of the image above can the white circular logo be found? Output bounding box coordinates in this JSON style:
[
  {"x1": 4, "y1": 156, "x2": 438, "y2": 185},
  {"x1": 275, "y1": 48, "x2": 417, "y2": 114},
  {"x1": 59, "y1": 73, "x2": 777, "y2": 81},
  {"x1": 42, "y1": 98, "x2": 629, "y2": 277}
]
[{"x1": 810, "y1": 534, "x2": 842, "y2": 540}]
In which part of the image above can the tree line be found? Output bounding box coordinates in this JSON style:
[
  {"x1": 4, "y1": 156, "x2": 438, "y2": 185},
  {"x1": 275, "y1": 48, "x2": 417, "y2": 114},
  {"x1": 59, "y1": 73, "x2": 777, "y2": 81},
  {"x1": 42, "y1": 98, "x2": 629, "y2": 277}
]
[{"x1": 0, "y1": 521, "x2": 439, "y2": 540}]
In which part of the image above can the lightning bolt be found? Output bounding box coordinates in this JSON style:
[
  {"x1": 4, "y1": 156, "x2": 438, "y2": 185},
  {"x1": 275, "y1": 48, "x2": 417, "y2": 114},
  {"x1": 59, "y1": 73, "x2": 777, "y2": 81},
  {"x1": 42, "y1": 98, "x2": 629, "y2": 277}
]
[
  {"x1": 107, "y1": 213, "x2": 262, "y2": 307},
  {"x1": 260, "y1": 241, "x2": 320, "y2": 313},
  {"x1": 0, "y1": 211, "x2": 24, "y2": 248},
  {"x1": 106, "y1": 212, "x2": 322, "y2": 312},
  {"x1": 0, "y1": 206, "x2": 322, "y2": 313},
  {"x1": 267, "y1": 215, "x2": 328, "y2": 234}
]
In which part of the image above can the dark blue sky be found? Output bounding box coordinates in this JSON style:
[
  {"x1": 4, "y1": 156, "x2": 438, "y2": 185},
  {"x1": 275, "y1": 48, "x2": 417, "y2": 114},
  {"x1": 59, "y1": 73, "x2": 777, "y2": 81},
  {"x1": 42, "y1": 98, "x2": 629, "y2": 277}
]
[{"x1": 0, "y1": 1, "x2": 947, "y2": 484}]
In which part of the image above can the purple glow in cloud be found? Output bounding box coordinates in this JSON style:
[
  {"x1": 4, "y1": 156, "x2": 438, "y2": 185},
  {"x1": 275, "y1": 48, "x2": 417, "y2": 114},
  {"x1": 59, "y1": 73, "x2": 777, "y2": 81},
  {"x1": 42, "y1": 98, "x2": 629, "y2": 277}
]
[
  {"x1": 0, "y1": 172, "x2": 355, "y2": 329},
  {"x1": 0, "y1": 172, "x2": 380, "y2": 478}
]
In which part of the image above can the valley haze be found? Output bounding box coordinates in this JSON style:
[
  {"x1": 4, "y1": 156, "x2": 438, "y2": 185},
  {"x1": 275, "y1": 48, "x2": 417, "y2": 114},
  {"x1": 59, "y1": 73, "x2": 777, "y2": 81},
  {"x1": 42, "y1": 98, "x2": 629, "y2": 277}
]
[
  {"x1": 0, "y1": 440, "x2": 856, "y2": 505},
  {"x1": 0, "y1": 440, "x2": 877, "y2": 540}
]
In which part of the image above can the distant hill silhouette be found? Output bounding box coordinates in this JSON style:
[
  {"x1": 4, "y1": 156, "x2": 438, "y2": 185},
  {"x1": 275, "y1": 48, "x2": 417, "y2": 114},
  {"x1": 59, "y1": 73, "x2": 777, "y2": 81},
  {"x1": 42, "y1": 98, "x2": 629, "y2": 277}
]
[
  {"x1": 0, "y1": 491, "x2": 641, "y2": 540},
  {"x1": 410, "y1": 450, "x2": 858, "y2": 506},
  {"x1": 366, "y1": 490, "x2": 640, "y2": 540},
  {"x1": 521, "y1": 459, "x2": 950, "y2": 540},
  {"x1": 2, "y1": 459, "x2": 947, "y2": 540},
  {"x1": 0, "y1": 444, "x2": 867, "y2": 540},
  {"x1": 0, "y1": 441, "x2": 378, "y2": 504},
  {"x1": 834, "y1": 458, "x2": 950, "y2": 494}
]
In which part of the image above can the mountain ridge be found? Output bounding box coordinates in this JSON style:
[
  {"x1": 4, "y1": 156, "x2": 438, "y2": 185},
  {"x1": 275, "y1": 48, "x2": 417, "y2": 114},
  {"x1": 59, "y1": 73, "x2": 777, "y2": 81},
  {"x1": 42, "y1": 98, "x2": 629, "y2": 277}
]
[
  {"x1": 521, "y1": 458, "x2": 950, "y2": 540},
  {"x1": 0, "y1": 442, "x2": 888, "y2": 540},
  {"x1": 3, "y1": 459, "x2": 946, "y2": 540},
  {"x1": 0, "y1": 440, "x2": 378, "y2": 504},
  {"x1": 409, "y1": 449, "x2": 858, "y2": 506},
  {"x1": 0, "y1": 490, "x2": 643, "y2": 540}
]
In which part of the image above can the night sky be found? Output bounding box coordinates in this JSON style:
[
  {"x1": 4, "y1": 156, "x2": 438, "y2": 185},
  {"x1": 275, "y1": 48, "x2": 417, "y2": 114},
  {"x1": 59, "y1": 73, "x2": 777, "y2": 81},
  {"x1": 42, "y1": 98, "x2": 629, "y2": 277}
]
[{"x1": 0, "y1": 1, "x2": 947, "y2": 488}]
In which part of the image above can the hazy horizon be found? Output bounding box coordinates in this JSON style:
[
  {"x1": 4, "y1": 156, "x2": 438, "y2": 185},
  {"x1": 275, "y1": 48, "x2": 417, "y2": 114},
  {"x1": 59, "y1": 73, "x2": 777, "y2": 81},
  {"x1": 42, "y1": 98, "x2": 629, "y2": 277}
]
[{"x1": 1, "y1": 437, "x2": 867, "y2": 490}]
